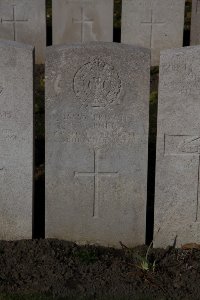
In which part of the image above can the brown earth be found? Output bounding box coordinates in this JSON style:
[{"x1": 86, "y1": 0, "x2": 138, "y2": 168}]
[{"x1": 0, "y1": 239, "x2": 200, "y2": 299}]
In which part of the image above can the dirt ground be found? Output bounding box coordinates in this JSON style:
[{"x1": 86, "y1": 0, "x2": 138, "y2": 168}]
[{"x1": 0, "y1": 239, "x2": 200, "y2": 299}]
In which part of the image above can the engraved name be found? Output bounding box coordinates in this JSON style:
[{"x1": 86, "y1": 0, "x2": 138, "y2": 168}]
[
  {"x1": 1, "y1": 129, "x2": 17, "y2": 140},
  {"x1": 53, "y1": 112, "x2": 135, "y2": 145},
  {"x1": 0, "y1": 111, "x2": 12, "y2": 119}
]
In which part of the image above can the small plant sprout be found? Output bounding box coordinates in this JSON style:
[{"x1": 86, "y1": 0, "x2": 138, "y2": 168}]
[
  {"x1": 120, "y1": 241, "x2": 156, "y2": 273},
  {"x1": 136, "y1": 241, "x2": 156, "y2": 272}
]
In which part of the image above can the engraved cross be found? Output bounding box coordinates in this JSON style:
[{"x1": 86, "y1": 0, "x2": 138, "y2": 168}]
[
  {"x1": 75, "y1": 149, "x2": 118, "y2": 218},
  {"x1": 72, "y1": 7, "x2": 94, "y2": 42},
  {"x1": 0, "y1": 5, "x2": 28, "y2": 41},
  {"x1": 141, "y1": 9, "x2": 165, "y2": 48},
  {"x1": 165, "y1": 135, "x2": 200, "y2": 222}
]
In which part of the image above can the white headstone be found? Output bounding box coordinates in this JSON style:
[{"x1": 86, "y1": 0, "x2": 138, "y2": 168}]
[
  {"x1": 191, "y1": 0, "x2": 200, "y2": 45},
  {"x1": 52, "y1": 0, "x2": 113, "y2": 45},
  {"x1": 0, "y1": 0, "x2": 46, "y2": 64},
  {"x1": 46, "y1": 42, "x2": 150, "y2": 248},
  {"x1": 154, "y1": 45, "x2": 200, "y2": 248},
  {"x1": 121, "y1": 0, "x2": 185, "y2": 66},
  {"x1": 0, "y1": 40, "x2": 34, "y2": 240}
]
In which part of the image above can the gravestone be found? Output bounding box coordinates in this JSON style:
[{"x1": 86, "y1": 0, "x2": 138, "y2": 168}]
[
  {"x1": 46, "y1": 42, "x2": 150, "y2": 247},
  {"x1": 121, "y1": 0, "x2": 185, "y2": 66},
  {"x1": 154, "y1": 46, "x2": 200, "y2": 248},
  {"x1": 0, "y1": 40, "x2": 34, "y2": 240},
  {"x1": 52, "y1": 0, "x2": 113, "y2": 45},
  {"x1": 191, "y1": 0, "x2": 200, "y2": 45},
  {"x1": 0, "y1": 0, "x2": 46, "y2": 64}
]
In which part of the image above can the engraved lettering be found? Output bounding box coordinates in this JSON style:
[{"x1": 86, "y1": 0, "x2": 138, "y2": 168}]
[
  {"x1": 2, "y1": 129, "x2": 17, "y2": 140},
  {"x1": 161, "y1": 61, "x2": 200, "y2": 96},
  {"x1": 0, "y1": 111, "x2": 12, "y2": 119},
  {"x1": 53, "y1": 112, "x2": 135, "y2": 147}
]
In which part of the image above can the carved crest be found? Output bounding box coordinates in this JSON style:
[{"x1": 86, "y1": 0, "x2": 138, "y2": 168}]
[{"x1": 73, "y1": 58, "x2": 121, "y2": 108}]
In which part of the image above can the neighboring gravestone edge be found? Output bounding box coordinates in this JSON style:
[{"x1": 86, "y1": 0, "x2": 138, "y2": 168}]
[
  {"x1": 0, "y1": 0, "x2": 46, "y2": 64},
  {"x1": 191, "y1": 0, "x2": 200, "y2": 45},
  {"x1": 46, "y1": 42, "x2": 150, "y2": 248},
  {"x1": 154, "y1": 45, "x2": 200, "y2": 248},
  {"x1": 0, "y1": 40, "x2": 34, "y2": 240}
]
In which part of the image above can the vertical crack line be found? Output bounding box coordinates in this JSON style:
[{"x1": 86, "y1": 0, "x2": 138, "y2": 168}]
[
  {"x1": 93, "y1": 149, "x2": 99, "y2": 218},
  {"x1": 149, "y1": 9, "x2": 153, "y2": 49},
  {"x1": 93, "y1": 149, "x2": 96, "y2": 217},
  {"x1": 196, "y1": 0, "x2": 200, "y2": 13},
  {"x1": 13, "y1": 6, "x2": 16, "y2": 41},
  {"x1": 196, "y1": 155, "x2": 200, "y2": 222}
]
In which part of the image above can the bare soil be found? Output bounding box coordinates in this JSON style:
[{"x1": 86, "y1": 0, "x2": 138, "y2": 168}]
[{"x1": 0, "y1": 239, "x2": 200, "y2": 299}]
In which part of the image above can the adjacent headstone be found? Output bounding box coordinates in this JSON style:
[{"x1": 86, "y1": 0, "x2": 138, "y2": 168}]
[
  {"x1": 46, "y1": 43, "x2": 150, "y2": 247},
  {"x1": 0, "y1": 40, "x2": 34, "y2": 240},
  {"x1": 52, "y1": 0, "x2": 113, "y2": 45},
  {"x1": 191, "y1": 0, "x2": 200, "y2": 45},
  {"x1": 121, "y1": 0, "x2": 185, "y2": 66},
  {"x1": 154, "y1": 46, "x2": 200, "y2": 248},
  {"x1": 0, "y1": 0, "x2": 46, "y2": 64}
]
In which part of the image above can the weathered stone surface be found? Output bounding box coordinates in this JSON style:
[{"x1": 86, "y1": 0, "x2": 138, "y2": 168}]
[
  {"x1": 0, "y1": 40, "x2": 34, "y2": 240},
  {"x1": 0, "y1": 0, "x2": 46, "y2": 64},
  {"x1": 121, "y1": 0, "x2": 185, "y2": 66},
  {"x1": 52, "y1": 0, "x2": 113, "y2": 45},
  {"x1": 46, "y1": 42, "x2": 150, "y2": 247},
  {"x1": 191, "y1": 0, "x2": 200, "y2": 45},
  {"x1": 154, "y1": 46, "x2": 200, "y2": 248}
]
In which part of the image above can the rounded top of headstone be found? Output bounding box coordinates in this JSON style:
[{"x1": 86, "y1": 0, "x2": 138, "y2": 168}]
[
  {"x1": 160, "y1": 45, "x2": 200, "y2": 57},
  {"x1": 46, "y1": 41, "x2": 150, "y2": 56}
]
